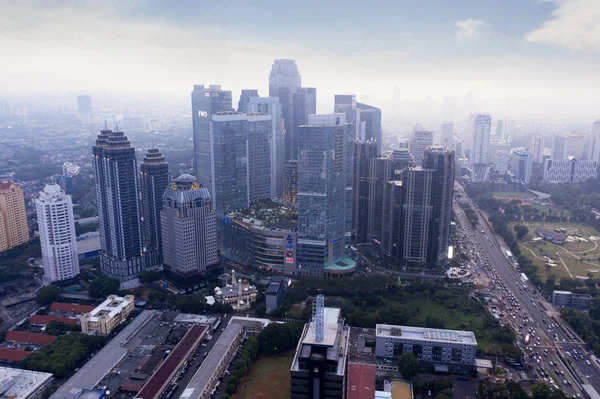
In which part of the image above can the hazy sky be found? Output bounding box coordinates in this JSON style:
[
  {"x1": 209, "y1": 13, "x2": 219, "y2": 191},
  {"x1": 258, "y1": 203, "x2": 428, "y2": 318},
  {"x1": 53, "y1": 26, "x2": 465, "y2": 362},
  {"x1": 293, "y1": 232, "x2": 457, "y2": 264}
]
[{"x1": 1, "y1": 0, "x2": 599, "y2": 117}]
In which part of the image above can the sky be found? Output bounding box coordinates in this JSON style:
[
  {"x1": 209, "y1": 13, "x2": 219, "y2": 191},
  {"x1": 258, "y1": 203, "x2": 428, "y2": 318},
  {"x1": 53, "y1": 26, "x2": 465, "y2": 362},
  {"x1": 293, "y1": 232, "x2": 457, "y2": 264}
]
[{"x1": 1, "y1": 0, "x2": 599, "y2": 118}]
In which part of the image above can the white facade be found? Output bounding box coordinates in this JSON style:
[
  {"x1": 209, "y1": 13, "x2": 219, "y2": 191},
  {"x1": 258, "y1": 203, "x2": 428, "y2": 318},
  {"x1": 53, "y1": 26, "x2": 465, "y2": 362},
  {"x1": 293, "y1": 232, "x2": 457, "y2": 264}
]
[
  {"x1": 543, "y1": 157, "x2": 598, "y2": 184},
  {"x1": 493, "y1": 150, "x2": 510, "y2": 174},
  {"x1": 501, "y1": 119, "x2": 515, "y2": 142},
  {"x1": 530, "y1": 136, "x2": 545, "y2": 163},
  {"x1": 409, "y1": 128, "x2": 434, "y2": 166},
  {"x1": 468, "y1": 113, "x2": 491, "y2": 181},
  {"x1": 35, "y1": 184, "x2": 79, "y2": 283},
  {"x1": 0, "y1": 366, "x2": 53, "y2": 399},
  {"x1": 585, "y1": 120, "x2": 600, "y2": 162},
  {"x1": 509, "y1": 149, "x2": 533, "y2": 184},
  {"x1": 440, "y1": 122, "x2": 454, "y2": 149},
  {"x1": 551, "y1": 135, "x2": 567, "y2": 159}
]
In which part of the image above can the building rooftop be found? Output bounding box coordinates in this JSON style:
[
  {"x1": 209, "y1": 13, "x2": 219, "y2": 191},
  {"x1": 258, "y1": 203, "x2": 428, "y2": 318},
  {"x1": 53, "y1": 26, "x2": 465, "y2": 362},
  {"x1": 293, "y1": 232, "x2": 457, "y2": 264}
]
[
  {"x1": 30, "y1": 314, "x2": 78, "y2": 326},
  {"x1": 265, "y1": 282, "x2": 282, "y2": 295},
  {"x1": 0, "y1": 348, "x2": 31, "y2": 362},
  {"x1": 375, "y1": 325, "x2": 477, "y2": 345},
  {"x1": 5, "y1": 331, "x2": 56, "y2": 346},
  {"x1": 85, "y1": 295, "x2": 133, "y2": 322},
  {"x1": 0, "y1": 366, "x2": 53, "y2": 399},
  {"x1": 347, "y1": 363, "x2": 376, "y2": 399},
  {"x1": 50, "y1": 302, "x2": 95, "y2": 314},
  {"x1": 553, "y1": 290, "x2": 572, "y2": 295},
  {"x1": 302, "y1": 307, "x2": 341, "y2": 347},
  {"x1": 173, "y1": 314, "x2": 218, "y2": 325}
]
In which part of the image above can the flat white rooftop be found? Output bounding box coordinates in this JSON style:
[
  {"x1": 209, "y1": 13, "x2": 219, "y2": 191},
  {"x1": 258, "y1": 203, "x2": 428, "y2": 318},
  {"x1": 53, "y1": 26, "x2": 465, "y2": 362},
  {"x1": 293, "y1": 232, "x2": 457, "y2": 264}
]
[
  {"x1": 87, "y1": 295, "x2": 132, "y2": 322},
  {"x1": 302, "y1": 307, "x2": 341, "y2": 347},
  {"x1": 0, "y1": 366, "x2": 53, "y2": 399},
  {"x1": 376, "y1": 324, "x2": 477, "y2": 346}
]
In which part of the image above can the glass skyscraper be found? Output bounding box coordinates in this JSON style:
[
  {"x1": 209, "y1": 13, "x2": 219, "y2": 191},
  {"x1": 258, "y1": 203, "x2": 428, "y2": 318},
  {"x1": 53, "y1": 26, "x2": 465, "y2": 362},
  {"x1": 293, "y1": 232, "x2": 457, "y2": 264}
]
[
  {"x1": 269, "y1": 59, "x2": 301, "y2": 161},
  {"x1": 191, "y1": 84, "x2": 232, "y2": 190},
  {"x1": 357, "y1": 102, "x2": 382, "y2": 153},
  {"x1": 292, "y1": 87, "x2": 317, "y2": 161},
  {"x1": 237, "y1": 89, "x2": 259, "y2": 113}
]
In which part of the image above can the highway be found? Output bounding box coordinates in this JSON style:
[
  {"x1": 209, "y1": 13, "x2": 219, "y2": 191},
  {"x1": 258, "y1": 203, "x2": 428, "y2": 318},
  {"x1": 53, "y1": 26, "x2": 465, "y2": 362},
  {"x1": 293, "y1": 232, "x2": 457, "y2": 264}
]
[{"x1": 455, "y1": 182, "x2": 600, "y2": 397}]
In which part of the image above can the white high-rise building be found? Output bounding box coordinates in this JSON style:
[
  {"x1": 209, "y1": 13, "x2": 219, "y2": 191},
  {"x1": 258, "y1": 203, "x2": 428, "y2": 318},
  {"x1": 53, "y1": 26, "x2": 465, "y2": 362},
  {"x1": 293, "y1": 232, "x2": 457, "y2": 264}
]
[
  {"x1": 502, "y1": 119, "x2": 515, "y2": 142},
  {"x1": 584, "y1": 119, "x2": 600, "y2": 162},
  {"x1": 409, "y1": 125, "x2": 434, "y2": 166},
  {"x1": 440, "y1": 122, "x2": 454, "y2": 149},
  {"x1": 468, "y1": 113, "x2": 491, "y2": 181},
  {"x1": 551, "y1": 135, "x2": 567, "y2": 159},
  {"x1": 509, "y1": 149, "x2": 533, "y2": 184},
  {"x1": 530, "y1": 136, "x2": 545, "y2": 163},
  {"x1": 35, "y1": 184, "x2": 79, "y2": 283}
]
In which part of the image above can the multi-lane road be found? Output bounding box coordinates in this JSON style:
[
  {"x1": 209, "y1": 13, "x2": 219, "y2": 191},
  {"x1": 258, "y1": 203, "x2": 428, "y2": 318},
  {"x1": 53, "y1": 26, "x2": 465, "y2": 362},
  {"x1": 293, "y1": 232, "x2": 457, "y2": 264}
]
[{"x1": 455, "y1": 183, "x2": 600, "y2": 397}]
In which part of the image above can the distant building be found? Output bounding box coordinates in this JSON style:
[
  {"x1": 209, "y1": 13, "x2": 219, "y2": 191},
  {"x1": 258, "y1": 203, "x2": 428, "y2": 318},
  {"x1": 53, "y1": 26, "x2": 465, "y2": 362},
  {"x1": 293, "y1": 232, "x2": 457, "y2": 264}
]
[
  {"x1": 543, "y1": 157, "x2": 598, "y2": 183},
  {"x1": 376, "y1": 324, "x2": 477, "y2": 372},
  {"x1": 493, "y1": 150, "x2": 510, "y2": 174},
  {"x1": 536, "y1": 226, "x2": 567, "y2": 244},
  {"x1": 509, "y1": 148, "x2": 533, "y2": 184},
  {"x1": 35, "y1": 184, "x2": 79, "y2": 283},
  {"x1": 335, "y1": 94, "x2": 362, "y2": 141},
  {"x1": 389, "y1": 148, "x2": 412, "y2": 180},
  {"x1": 585, "y1": 119, "x2": 600, "y2": 162},
  {"x1": 237, "y1": 89, "x2": 258, "y2": 113},
  {"x1": 0, "y1": 180, "x2": 29, "y2": 252},
  {"x1": 77, "y1": 94, "x2": 92, "y2": 124},
  {"x1": 80, "y1": 295, "x2": 135, "y2": 335},
  {"x1": 353, "y1": 141, "x2": 379, "y2": 243},
  {"x1": 290, "y1": 302, "x2": 350, "y2": 399},
  {"x1": 292, "y1": 87, "x2": 317, "y2": 161},
  {"x1": 440, "y1": 121, "x2": 454, "y2": 149},
  {"x1": 551, "y1": 135, "x2": 567, "y2": 159},
  {"x1": 409, "y1": 127, "x2": 433, "y2": 166},
  {"x1": 161, "y1": 174, "x2": 218, "y2": 278},
  {"x1": 468, "y1": 113, "x2": 491, "y2": 181},
  {"x1": 283, "y1": 160, "x2": 298, "y2": 205},
  {"x1": 148, "y1": 119, "x2": 161, "y2": 131},
  {"x1": 357, "y1": 102, "x2": 383, "y2": 154},
  {"x1": 531, "y1": 136, "x2": 545, "y2": 163},
  {"x1": 0, "y1": 366, "x2": 53, "y2": 399},
  {"x1": 552, "y1": 290, "x2": 592, "y2": 310}
]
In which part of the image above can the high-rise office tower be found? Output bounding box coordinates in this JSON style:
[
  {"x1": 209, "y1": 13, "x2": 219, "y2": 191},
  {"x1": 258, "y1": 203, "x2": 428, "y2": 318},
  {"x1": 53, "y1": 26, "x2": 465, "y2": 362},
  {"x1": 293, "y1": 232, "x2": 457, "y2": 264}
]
[
  {"x1": 77, "y1": 95, "x2": 92, "y2": 124},
  {"x1": 161, "y1": 174, "x2": 218, "y2": 278},
  {"x1": 495, "y1": 119, "x2": 503, "y2": 139},
  {"x1": 211, "y1": 112, "x2": 272, "y2": 214},
  {"x1": 368, "y1": 157, "x2": 392, "y2": 242},
  {"x1": 140, "y1": 148, "x2": 169, "y2": 267},
  {"x1": 585, "y1": 119, "x2": 600, "y2": 162},
  {"x1": 191, "y1": 84, "x2": 233, "y2": 189},
  {"x1": 292, "y1": 87, "x2": 317, "y2": 160},
  {"x1": 551, "y1": 135, "x2": 567, "y2": 159},
  {"x1": 248, "y1": 97, "x2": 285, "y2": 197},
  {"x1": 297, "y1": 114, "x2": 355, "y2": 276},
  {"x1": 334, "y1": 95, "x2": 361, "y2": 141},
  {"x1": 440, "y1": 122, "x2": 454, "y2": 149},
  {"x1": 389, "y1": 148, "x2": 412, "y2": 178},
  {"x1": 353, "y1": 141, "x2": 378, "y2": 243},
  {"x1": 494, "y1": 150, "x2": 510, "y2": 174},
  {"x1": 357, "y1": 102, "x2": 382, "y2": 154},
  {"x1": 502, "y1": 119, "x2": 515, "y2": 142},
  {"x1": 509, "y1": 148, "x2": 534, "y2": 184},
  {"x1": 455, "y1": 141, "x2": 463, "y2": 158},
  {"x1": 409, "y1": 127, "x2": 434, "y2": 166},
  {"x1": 530, "y1": 136, "x2": 545, "y2": 164},
  {"x1": 35, "y1": 184, "x2": 79, "y2": 283},
  {"x1": 269, "y1": 59, "x2": 302, "y2": 161},
  {"x1": 0, "y1": 181, "x2": 29, "y2": 252},
  {"x1": 468, "y1": 113, "x2": 491, "y2": 181},
  {"x1": 381, "y1": 180, "x2": 403, "y2": 262},
  {"x1": 237, "y1": 89, "x2": 259, "y2": 113},
  {"x1": 283, "y1": 160, "x2": 298, "y2": 205},
  {"x1": 93, "y1": 128, "x2": 146, "y2": 284}
]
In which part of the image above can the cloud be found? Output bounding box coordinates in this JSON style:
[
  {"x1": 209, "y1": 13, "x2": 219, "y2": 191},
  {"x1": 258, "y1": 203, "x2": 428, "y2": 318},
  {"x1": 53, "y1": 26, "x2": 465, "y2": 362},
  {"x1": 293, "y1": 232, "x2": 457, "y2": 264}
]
[
  {"x1": 455, "y1": 19, "x2": 490, "y2": 40},
  {"x1": 525, "y1": 0, "x2": 600, "y2": 52}
]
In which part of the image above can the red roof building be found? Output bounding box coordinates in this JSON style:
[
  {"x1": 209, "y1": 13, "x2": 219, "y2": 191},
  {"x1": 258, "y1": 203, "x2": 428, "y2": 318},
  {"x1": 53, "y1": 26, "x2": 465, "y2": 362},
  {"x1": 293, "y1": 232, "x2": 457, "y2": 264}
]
[
  {"x1": 347, "y1": 363, "x2": 377, "y2": 399},
  {"x1": 5, "y1": 331, "x2": 56, "y2": 346},
  {"x1": 31, "y1": 315, "x2": 78, "y2": 326},
  {"x1": 50, "y1": 302, "x2": 95, "y2": 314},
  {"x1": 0, "y1": 348, "x2": 32, "y2": 362}
]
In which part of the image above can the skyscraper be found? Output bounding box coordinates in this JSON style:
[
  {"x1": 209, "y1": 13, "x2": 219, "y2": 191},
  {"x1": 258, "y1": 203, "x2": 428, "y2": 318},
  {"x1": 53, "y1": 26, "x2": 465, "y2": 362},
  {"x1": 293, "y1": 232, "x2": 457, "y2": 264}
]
[
  {"x1": 530, "y1": 136, "x2": 545, "y2": 164},
  {"x1": 409, "y1": 127, "x2": 434, "y2": 166},
  {"x1": 357, "y1": 102, "x2": 382, "y2": 153},
  {"x1": 161, "y1": 174, "x2": 218, "y2": 279},
  {"x1": 502, "y1": 119, "x2": 515, "y2": 142},
  {"x1": 269, "y1": 59, "x2": 301, "y2": 161},
  {"x1": 140, "y1": 148, "x2": 169, "y2": 267},
  {"x1": 248, "y1": 97, "x2": 285, "y2": 197},
  {"x1": 389, "y1": 148, "x2": 412, "y2": 179},
  {"x1": 353, "y1": 141, "x2": 378, "y2": 243},
  {"x1": 210, "y1": 112, "x2": 272, "y2": 214},
  {"x1": 0, "y1": 180, "x2": 29, "y2": 252},
  {"x1": 191, "y1": 84, "x2": 233, "y2": 189},
  {"x1": 297, "y1": 114, "x2": 355, "y2": 277},
  {"x1": 77, "y1": 95, "x2": 92, "y2": 124},
  {"x1": 585, "y1": 119, "x2": 600, "y2": 162},
  {"x1": 551, "y1": 135, "x2": 567, "y2": 159},
  {"x1": 381, "y1": 180, "x2": 403, "y2": 262},
  {"x1": 468, "y1": 113, "x2": 491, "y2": 181},
  {"x1": 292, "y1": 87, "x2": 317, "y2": 160},
  {"x1": 440, "y1": 122, "x2": 454, "y2": 149},
  {"x1": 36, "y1": 184, "x2": 79, "y2": 283},
  {"x1": 334, "y1": 95, "x2": 361, "y2": 140},
  {"x1": 509, "y1": 148, "x2": 534, "y2": 184},
  {"x1": 283, "y1": 160, "x2": 298, "y2": 205},
  {"x1": 93, "y1": 128, "x2": 146, "y2": 285},
  {"x1": 237, "y1": 89, "x2": 259, "y2": 113}
]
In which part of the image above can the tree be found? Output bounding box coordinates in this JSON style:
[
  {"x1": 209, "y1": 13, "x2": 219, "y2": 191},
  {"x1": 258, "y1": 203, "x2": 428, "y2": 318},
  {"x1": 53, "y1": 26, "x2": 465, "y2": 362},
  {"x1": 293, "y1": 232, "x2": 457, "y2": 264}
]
[
  {"x1": 397, "y1": 353, "x2": 419, "y2": 380},
  {"x1": 530, "y1": 382, "x2": 552, "y2": 399},
  {"x1": 138, "y1": 270, "x2": 163, "y2": 284},
  {"x1": 36, "y1": 286, "x2": 60, "y2": 305},
  {"x1": 88, "y1": 276, "x2": 120, "y2": 298},
  {"x1": 514, "y1": 224, "x2": 529, "y2": 239}
]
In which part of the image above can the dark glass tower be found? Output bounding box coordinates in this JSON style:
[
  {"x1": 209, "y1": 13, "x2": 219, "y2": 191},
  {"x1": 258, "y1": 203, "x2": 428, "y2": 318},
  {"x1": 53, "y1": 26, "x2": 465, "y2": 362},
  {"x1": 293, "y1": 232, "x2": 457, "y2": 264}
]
[
  {"x1": 269, "y1": 59, "x2": 301, "y2": 161},
  {"x1": 237, "y1": 89, "x2": 259, "y2": 113},
  {"x1": 357, "y1": 102, "x2": 382, "y2": 153},
  {"x1": 140, "y1": 148, "x2": 169, "y2": 267},
  {"x1": 191, "y1": 84, "x2": 232, "y2": 190},
  {"x1": 292, "y1": 87, "x2": 317, "y2": 160},
  {"x1": 352, "y1": 141, "x2": 378, "y2": 243},
  {"x1": 93, "y1": 129, "x2": 146, "y2": 284}
]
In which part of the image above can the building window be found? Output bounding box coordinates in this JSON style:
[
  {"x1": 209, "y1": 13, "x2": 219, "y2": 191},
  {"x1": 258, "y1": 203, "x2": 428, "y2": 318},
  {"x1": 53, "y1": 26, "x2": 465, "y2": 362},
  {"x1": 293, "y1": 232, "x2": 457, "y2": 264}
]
[
  {"x1": 451, "y1": 348, "x2": 462, "y2": 362},
  {"x1": 432, "y1": 346, "x2": 443, "y2": 361},
  {"x1": 393, "y1": 342, "x2": 404, "y2": 357},
  {"x1": 412, "y1": 344, "x2": 423, "y2": 359}
]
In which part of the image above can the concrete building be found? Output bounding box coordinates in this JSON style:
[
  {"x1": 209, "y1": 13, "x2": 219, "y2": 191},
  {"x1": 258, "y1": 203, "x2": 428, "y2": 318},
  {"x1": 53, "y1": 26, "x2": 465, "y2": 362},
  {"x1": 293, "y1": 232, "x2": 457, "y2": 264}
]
[
  {"x1": 551, "y1": 290, "x2": 592, "y2": 310},
  {"x1": 290, "y1": 301, "x2": 350, "y2": 399},
  {"x1": 140, "y1": 148, "x2": 169, "y2": 268},
  {"x1": 357, "y1": 102, "x2": 383, "y2": 154},
  {"x1": 543, "y1": 157, "x2": 598, "y2": 183},
  {"x1": 191, "y1": 84, "x2": 233, "y2": 189},
  {"x1": 161, "y1": 174, "x2": 218, "y2": 279},
  {"x1": 468, "y1": 113, "x2": 491, "y2": 181},
  {"x1": 353, "y1": 141, "x2": 379, "y2": 243},
  {"x1": 551, "y1": 135, "x2": 567, "y2": 159},
  {"x1": 283, "y1": 160, "x2": 298, "y2": 205},
  {"x1": 77, "y1": 94, "x2": 92, "y2": 124},
  {"x1": 509, "y1": 148, "x2": 533, "y2": 184},
  {"x1": 237, "y1": 89, "x2": 258, "y2": 113},
  {"x1": 35, "y1": 184, "x2": 79, "y2": 283},
  {"x1": 389, "y1": 148, "x2": 412, "y2": 177},
  {"x1": 440, "y1": 122, "x2": 454, "y2": 149},
  {"x1": 381, "y1": 181, "x2": 403, "y2": 264},
  {"x1": 375, "y1": 324, "x2": 477, "y2": 372},
  {"x1": 210, "y1": 112, "x2": 272, "y2": 214},
  {"x1": 0, "y1": 366, "x2": 53, "y2": 399},
  {"x1": 80, "y1": 295, "x2": 135, "y2": 335},
  {"x1": 493, "y1": 150, "x2": 510, "y2": 174},
  {"x1": 93, "y1": 129, "x2": 146, "y2": 285},
  {"x1": 409, "y1": 127, "x2": 433, "y2": 166},
  {"x1": 531, "y1": 136, "x2": 545, "y2": 163},
  {"x1": 292, "y1": 87, "x2": 317, "y2": 161},
  {"x1": 0, "y1": 180, "x2": 29, "y2": 252},
  {"x1": 213, "y1": 270, "x2": 257, "y2": 310},
  {"x1": 297, "y1": 114, "x2": 356, "y2": 277},
  {"x1": 335, "y1": 94, "x2": 362, "y2": 141},
  {"x1": 266, "y1": 278, "x2": 289, "y2": 313},
  {"x1": 585, "y1": 119, "x2": 600, "y2": 162}
]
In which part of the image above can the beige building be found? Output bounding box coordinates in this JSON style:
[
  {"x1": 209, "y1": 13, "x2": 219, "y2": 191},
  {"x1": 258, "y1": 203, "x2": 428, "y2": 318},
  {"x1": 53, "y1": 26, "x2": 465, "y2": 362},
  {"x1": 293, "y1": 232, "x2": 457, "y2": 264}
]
[
  {"x1": 80, "y1": 295, "x2": 135, "y2": 335},
  {"x1": 0, "y1": 180, "x2": 29, "y2": 252}
]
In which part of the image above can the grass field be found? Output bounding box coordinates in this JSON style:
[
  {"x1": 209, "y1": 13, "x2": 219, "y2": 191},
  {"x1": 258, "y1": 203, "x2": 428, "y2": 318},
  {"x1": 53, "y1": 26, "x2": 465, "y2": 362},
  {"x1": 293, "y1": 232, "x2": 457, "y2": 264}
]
[
  {"x1": 490, "y1": 191, "x2": 531, "y2": 199},
  {"x1": 513, "y1": 221, "x2": 600, "y2": 281},
  {"x1": 233, "y1": 354, "x2": 293, "y2": 399}
]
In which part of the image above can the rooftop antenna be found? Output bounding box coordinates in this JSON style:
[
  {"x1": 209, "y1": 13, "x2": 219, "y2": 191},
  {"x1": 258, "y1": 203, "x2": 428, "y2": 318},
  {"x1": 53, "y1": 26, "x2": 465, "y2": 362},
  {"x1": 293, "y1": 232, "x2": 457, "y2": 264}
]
[
  {"x1": 115, "y1": 121, "x2": 119, "y2": 132},
  {"x1": 104, "y1": 120, "x2": 108, "y2": 130},
  {"x1": 312, "y1": 294, "x2": 325, "y2": 342}
]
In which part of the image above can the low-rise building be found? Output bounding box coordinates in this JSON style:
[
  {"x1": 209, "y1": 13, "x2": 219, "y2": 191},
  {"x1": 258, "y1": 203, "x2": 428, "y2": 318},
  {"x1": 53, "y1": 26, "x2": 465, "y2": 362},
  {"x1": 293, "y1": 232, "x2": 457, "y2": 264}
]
[
  {"x1": 0, "y1": 366, "x2": 53, "y2": 399},
  {"x1": 265, "y1": 278, "x2": 290, "y2": 313},
  {"x1": 80, "y1": 295, "x2": 135, "y2": 334},
  {"x1": 543, "y1": 157, "x2": 598, "y2": 183},
  {"x1": 213, "y1": 269, "x2": 257, "y2": 310},
  {"x1": 375, "y1": 324, "x2": 477, "y2": 372},
  {"x1": 552, "y1": 290, "x2": 592, "y2": 310}
]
